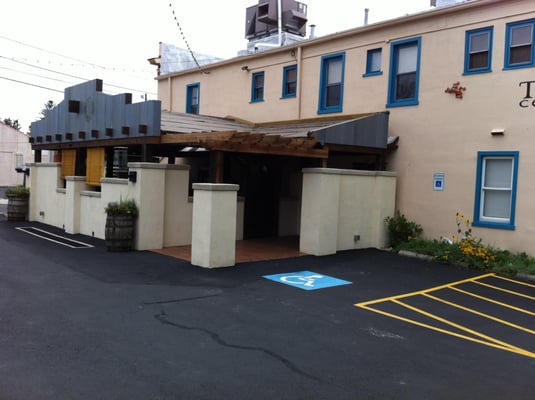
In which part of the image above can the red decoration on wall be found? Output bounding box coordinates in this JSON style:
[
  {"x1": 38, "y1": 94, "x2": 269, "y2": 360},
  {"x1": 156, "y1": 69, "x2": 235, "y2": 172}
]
[{"x1": 445, "y1": 82, "x2": 466, "y2": 99}]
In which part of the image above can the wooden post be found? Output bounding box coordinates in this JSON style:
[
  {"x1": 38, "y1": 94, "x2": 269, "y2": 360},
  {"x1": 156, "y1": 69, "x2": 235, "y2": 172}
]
[{"x1": 210, "y1": 151, "x2": 224, "y2": 183}]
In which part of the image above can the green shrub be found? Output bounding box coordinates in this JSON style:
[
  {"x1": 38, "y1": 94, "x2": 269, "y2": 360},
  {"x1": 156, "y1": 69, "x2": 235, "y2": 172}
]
[
  {"x1": 5, "y1": 185, "x2": 29, "y2": 198},
  {"x1": 105, "y1": 199, "x2": 138, "y2": 216},
  {"x1": 385, "y1": 211, "x2": 423, "y2": 248}
]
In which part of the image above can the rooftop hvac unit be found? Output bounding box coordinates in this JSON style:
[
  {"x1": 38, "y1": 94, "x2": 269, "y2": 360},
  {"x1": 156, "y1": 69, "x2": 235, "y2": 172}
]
[{"x1": 245, "y1": 0, "x2": 307, "y2": 40}]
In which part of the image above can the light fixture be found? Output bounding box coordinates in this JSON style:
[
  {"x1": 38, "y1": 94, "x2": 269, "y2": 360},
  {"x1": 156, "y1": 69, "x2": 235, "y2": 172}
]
[
  {"x1": 241, "y1": 65, "x2": 249, "y2": 72},
  {"x1": 490, "y1": 129, "x2": 505, "y2": 136}
]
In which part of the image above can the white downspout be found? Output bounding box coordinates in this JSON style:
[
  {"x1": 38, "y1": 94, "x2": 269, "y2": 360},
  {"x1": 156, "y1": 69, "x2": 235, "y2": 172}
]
[{"x1": 278, "y1": 0, "x2": 282, "y2": 46}]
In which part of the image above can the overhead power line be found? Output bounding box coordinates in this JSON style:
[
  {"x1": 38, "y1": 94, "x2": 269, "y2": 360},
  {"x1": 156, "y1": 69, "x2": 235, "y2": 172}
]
[
  {"x1": 0, "y1": 75, "x2": 63, "y2": 93},
  {"x1": 0, "y1": 34, "x2": 154, "y2": 79},
  {"x1": 0, "y1": 55, "x2": 157, "y2": 96}
]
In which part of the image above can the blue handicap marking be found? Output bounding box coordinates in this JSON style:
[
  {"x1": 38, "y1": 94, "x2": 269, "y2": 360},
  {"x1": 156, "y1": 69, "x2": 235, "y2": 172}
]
[{"x1": 263, "y1": 270, "x2": 352, "y2": 290}]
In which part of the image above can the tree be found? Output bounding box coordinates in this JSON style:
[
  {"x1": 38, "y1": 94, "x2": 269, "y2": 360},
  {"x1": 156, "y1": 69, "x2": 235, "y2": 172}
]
[
  {"x1": 40, "y1": 100, "x2": 56, "y2": 119},
  {"x1": 3, "y1": 118, "x2": 21, "y2": 131}
]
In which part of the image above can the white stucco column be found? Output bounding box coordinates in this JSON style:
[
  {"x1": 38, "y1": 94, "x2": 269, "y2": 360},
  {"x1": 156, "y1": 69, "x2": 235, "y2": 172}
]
[
  {"x1": 64, "y1": 176, "x2": 88, "y2": 234},
  {"x1": 191, "y1": 183, "x2": 239, "y2": 268},
  {"x1": 128, "y1": 163, "x2": 167, "y2": 251},
  {"x1": 300, "y1": 169, "x2": 341, "y2": 256}
]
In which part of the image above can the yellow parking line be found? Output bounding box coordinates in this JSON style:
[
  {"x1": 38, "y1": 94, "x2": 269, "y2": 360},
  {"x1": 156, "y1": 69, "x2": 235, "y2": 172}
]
[
  {"x1": 357, "y1": 303, "x2": 533, "y2": 358},
  {"x1": 423, "y1": 293, "x2": 535, "y2": 335},
  {"x1": 473, "y1": 281, "x2": 535, "y2": 301},
  {"x1": 449, "y1": 286, "x2": 535, "y2": 316},
  {"x1": 392, "y1": 299, "x2": 534, "y2": 356},
  {"x1": 493, "y1": 274, "x2": 535, "y2": 289},
  {"x1": 355, "y1": 272, "x2": 535, "y2": 359},
  {"x1": 356, "y1": 273, "x2": 495, "y2": 307}
]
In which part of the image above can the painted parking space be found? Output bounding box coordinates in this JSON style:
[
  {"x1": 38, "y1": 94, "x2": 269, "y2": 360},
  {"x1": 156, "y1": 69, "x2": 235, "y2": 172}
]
[
  {"x1": 263, "y1": 270, "x2": 352, "y2": 290},
  {"x1": 15, "y1": 226, "x2": 94, "y2": 248},
  {"x1": 355, "y1": 273, "x2": 535, "y2": 359}
]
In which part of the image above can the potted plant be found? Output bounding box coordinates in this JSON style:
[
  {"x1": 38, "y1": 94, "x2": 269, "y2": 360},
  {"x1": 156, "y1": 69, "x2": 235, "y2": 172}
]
[
  {"x1": 6, "y1": 185, "x2": 30, "y2": 221},
  {"x1": 104, "y1": 198, "x2": 138, "y2": 251}
]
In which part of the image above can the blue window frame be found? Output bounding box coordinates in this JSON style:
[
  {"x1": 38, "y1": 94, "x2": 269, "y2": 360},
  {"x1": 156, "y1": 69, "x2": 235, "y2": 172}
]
[
  {"x1": 318, "y1": 52, "x2": 345, "y2": 114},
  {"x1": 504, "y1": 19, "x2": 535, "y2": 69},
  {"x1": 464, "y1": 27, "x2": 493, "y2": 74},
  {"x1": 363, "y1": 48, "x2": 383, "y2": 77},
  {"x1": 251, "y1": 71, "x2": 265, "y2": 102},
  {"x1": 282, "y1": 65, "x2": 297, "y2": 98},
  {"x1": 186, "y1": 82, "x2": 200, "y2": 114},
  {"x1": 473, "y1": 151, "x2": 519, "y2": 230},
  {"x1": 387, "y1": 37, "x2": 421, "y2": 107}
]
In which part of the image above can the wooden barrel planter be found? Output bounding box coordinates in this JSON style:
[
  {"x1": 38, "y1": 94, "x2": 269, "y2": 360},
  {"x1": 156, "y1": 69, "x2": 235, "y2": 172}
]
[
  {"x1": 105, "y1": 214, "x2": 136, "y2": 251},
  {"x1": 7, "y1": 197, "x2": 29, "y2": 221}
]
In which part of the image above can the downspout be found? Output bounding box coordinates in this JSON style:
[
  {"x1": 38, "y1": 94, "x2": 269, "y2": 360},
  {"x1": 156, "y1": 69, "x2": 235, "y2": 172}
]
[
  {"x1": 278, "y1": 0, "x2": 282, "y2": 46},
  {"x1": 168, "y1": 76, "x2": 173, "y2": 111},
  {"x1": 297, "y1": 45, "x2": 303, "y2": 119}
]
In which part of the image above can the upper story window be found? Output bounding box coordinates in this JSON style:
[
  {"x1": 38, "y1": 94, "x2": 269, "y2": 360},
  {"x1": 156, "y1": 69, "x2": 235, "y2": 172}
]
[
  {"x1": 464, "y1": 27, "x2": 493, "y2": 74},
  {"x1": 363, "y1": 48, "x2": 382, "y2": 77},
  {"x1": 251, "y1": 71, "x2": 265, "y2": 102},
  {"x1": 387, "y1": 37, "x2": 421, "y2": 107},
  {"x1": 282, "y1": 65, "x2": 297, "y2": 98},
  {"x1": 186, "y1": 83, "x2": 200, "y2": 114},
  {"x1": 318, "y1": 52, "x2": 345, "y2": 114},
  {"x1": 473, "y1": 151, "x2": 519, "y2": 230},
  {"x1": 504, "y1": 19, "x2": 535, "y2": 69}
]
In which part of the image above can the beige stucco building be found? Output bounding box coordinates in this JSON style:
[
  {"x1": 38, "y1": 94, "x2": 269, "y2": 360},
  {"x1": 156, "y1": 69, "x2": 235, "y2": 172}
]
[{"x1": 155, "y1": 0, "x2": 535, "y2": 255}]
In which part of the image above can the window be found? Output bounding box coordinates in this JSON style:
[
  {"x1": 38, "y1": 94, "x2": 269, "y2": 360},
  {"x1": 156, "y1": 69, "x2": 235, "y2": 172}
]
[
  {"x1": 464, "y1": 27, "x2": 493, "y2": 74},
  {"x1": 251, "y1": 72, "x2": 265, "y2": 102},
  {"x1": 504, "y1": 19, "x2": 535, "y2": 69},
  {"x1": 282, "y1": 65, "x2": 297, "y2": 98},
  {"x1": 318, "y1": 52, "x2": 345, "y2": 114},
  {"x1": 387, "y1": 37, "x2": 421, "y2": 107},
  {"x1": 363, "y1": 48, "x2": 382, "y2": 77},
  {"x1": 14, "y1": 153, "x2": 24, "y2": 168},
  {"x1": 473, "y1": 151, "x2": 519, "y2": 230},
  {"x1": 186, "y1": 83, "x2": 200, "y2": 114}
]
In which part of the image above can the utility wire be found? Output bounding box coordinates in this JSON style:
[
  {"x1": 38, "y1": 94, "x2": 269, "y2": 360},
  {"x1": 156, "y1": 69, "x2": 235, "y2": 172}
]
[
  {"x1": 168, "y1": 2, "x2": 201, "y2": 70},
  {"x1": 0, "y1": 56, "x2": 157, "y2": 95},
  {"x1": 0, "y1": 75, "x2": 63, "y2": 93},
  {"x1": 0, "y1": 64, "x2": 75, "y2": 86},
  {"x1": 0, "y1": 34, "x2": 153, "y2": 79}
]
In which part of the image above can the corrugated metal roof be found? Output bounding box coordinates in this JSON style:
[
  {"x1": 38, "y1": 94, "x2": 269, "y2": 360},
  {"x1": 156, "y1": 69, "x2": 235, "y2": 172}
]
[
  {"x1": 160, "y1": 110, "x2": 383, "y2": 140},
  {"x1": 161, "y1": 111, "x2": 253, "y2": 134}
]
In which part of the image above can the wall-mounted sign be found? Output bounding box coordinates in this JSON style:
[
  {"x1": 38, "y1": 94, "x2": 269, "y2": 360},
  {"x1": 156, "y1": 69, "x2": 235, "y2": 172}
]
[
  {"x1": 433, "y1": 173, "x2": 445, "y2": 191},
  {"x1": 519, "y1": 80, "x2": 535, "y2": 108}
]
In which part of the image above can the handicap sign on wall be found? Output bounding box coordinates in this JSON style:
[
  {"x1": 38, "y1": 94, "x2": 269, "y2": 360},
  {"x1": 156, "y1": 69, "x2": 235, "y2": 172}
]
[{"x1": 263, "y1": 271, "x2": 352, "y2": 290}]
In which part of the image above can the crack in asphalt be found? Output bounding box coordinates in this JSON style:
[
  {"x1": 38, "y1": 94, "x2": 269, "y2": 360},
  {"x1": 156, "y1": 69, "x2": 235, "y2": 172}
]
[
  {"x1": 154, "y1": 309, "x2": 323, "y2": 383},
  {"x1": 142, "y1": 293, "x2": 221, "y2": 305}
]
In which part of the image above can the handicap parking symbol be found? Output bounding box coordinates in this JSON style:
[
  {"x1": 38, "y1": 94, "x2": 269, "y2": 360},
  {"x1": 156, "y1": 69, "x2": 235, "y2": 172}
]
[{"x1": 263, "y1": 270, "x2": 352, "y2": 290}]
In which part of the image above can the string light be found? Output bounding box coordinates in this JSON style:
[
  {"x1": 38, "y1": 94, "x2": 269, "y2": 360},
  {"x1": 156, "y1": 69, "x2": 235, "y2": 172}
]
[{"x1": 168, "y1": 2, "x2": 201, "y2": 70}]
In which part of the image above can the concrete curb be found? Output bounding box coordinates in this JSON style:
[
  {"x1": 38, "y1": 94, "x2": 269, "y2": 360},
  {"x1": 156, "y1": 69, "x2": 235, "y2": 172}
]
[
  {"x1": 397, "y1": 249, "x2": 535, "y2": 282},
  {"x1": 397, "y1": 250, "x2": 436, "y2": 262}
]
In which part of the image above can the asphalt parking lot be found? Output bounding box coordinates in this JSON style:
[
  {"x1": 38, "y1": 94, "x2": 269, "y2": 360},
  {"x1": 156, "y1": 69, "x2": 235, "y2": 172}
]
[{"x1": 1, "y1": 219, "x2": 534, "y2": 399}]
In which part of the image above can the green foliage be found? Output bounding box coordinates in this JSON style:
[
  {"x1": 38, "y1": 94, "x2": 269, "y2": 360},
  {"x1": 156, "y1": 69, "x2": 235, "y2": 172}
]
[
  {"x1": 3, "y1": 118, "x2": 21, "y2": 131},
  {"x1": 395, "y1": 212, "x2": 535, "y2": 277},
  {"x1": 385, "y1": 211, "x2": 423, "y2": 247},
  {"x1": 5, "y1": 185, "x2": 30, "y2": 198},
  {"x1": 105, "y1": 199, "x2": 138, "y2": 217}
]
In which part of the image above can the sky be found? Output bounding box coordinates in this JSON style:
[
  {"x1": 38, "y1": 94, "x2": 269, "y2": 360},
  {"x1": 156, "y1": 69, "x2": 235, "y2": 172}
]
[{"x1": 0, "y1": 0, "x2": 433, "y2": 132}]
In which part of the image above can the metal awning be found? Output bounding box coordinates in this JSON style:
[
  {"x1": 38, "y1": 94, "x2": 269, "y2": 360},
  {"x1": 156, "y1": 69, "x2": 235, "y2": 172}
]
[{"x1": 161, "y1": 111, "x2": 391, "y2": 159}]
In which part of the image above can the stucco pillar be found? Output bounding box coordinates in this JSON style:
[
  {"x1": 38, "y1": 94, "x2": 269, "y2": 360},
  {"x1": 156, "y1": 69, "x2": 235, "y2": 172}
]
[
  {"x1": 128, "y1": 163, "x2": 167, "y2": 251},
  {"x1": 300, "y1": 168, "x2": 341, "y2": 256},
  {"x1": 191, "y1": 183, "x2": 239, "y2": 268},
  {"x1": 64, "y1": 176, "x2": 88, "y2": 234}
]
